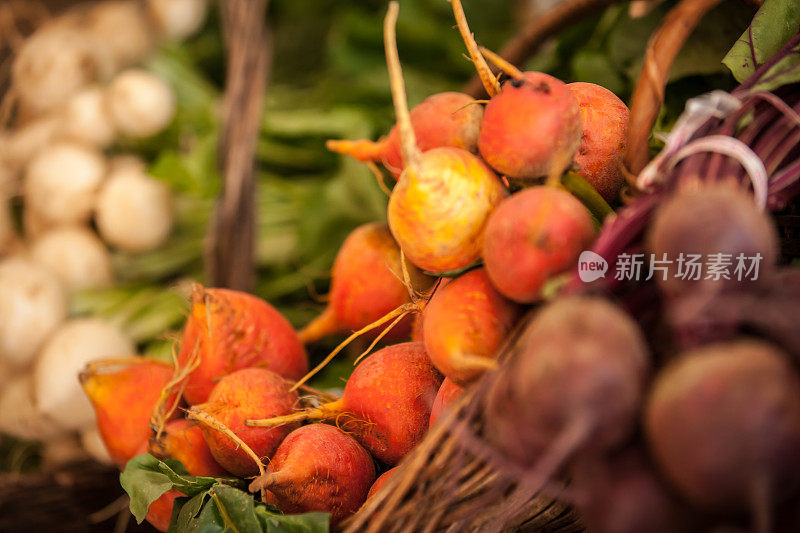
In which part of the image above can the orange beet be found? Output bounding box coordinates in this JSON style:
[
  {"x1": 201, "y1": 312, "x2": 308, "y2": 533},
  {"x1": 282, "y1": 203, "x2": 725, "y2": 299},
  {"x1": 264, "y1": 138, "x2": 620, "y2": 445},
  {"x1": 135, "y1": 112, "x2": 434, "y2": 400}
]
[
  {"x1": 80, "y1": 358, "x2": 175, "y2": 468},
  {"x1": 382, "y1": 3, "x2": 506, "y2": 273},
  {"x1": 423, "y1": 268, "x2": 521, "y2": 384},
  {"x1": 201, "y1": 368, "x2": 298, "y2": 477},
  {"x1": 410, "y1": 312, "x2": 425, "y2": 343},
  {"x1": 388, "y1": 147, "x2": 506, "y2": 272},
  {"x1": 343, "y1": 342, "x2": 442, "y2": 463},
  {"x1": 250, "y1": 424, "x2": 375, "y2": 524},
  {"x1": 298, "y1": 222, "x2": 432, "y2": 344},
  {"x1": 449, "y1": 2, "x2": 581, "y2": 181},
  {"x1": 145, "y1": 489, "x2": 182, "y2": 532},
  {"x1": 568, "y1": 82, "x2": 629, "y2": 202},
  {"x1": 429, "y1": 378, "x2": 464, "y2": 428},
  {"x1": 478, "y1": 72, "x2": 581, "y2": 181},
  {"x1": 367, "y1": 467, "x2": 398, "y2": 499},
  {"x1": 483, "y1": 186, "x2": 595, "y2": 303},
  {"x1": 248, "y1": 342, "x2": 442, "y2": 465},
  {"x1": 177, "y1": 285, "x2": 308, "y2": 405},
  {"x1": 327, "y1": 92, "x2": 483, "y2": 177},
  {"x1": 150, "y1": 419, "x2": 227, "y2": 477}
]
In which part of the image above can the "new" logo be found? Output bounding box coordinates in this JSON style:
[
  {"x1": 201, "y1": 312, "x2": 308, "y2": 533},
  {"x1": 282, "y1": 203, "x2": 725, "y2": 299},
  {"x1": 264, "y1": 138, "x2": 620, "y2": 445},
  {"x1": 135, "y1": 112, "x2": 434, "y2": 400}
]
[{"x1": 578, "y1": 251, "x2": 608, "y2": 282}]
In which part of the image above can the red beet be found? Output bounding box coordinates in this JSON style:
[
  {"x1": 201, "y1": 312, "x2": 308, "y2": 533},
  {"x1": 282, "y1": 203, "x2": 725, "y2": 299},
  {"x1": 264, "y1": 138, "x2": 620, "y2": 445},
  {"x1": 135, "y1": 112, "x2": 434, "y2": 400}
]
[
  {"x1": 199, "y1": 368, "x2": 298, "y2": 477},
  {"x1": 646, "y1": 183, "x2": 778, "y2": 298},
  {"x1": 429, "y1": 378, "x2": 464, "y2": 428},
  {"x1": 485, "y1": 296, "x2": 649, "y2": 481},
  {"x1": 248, "y1": 342, "x2": 442, "y2": 465},
  {"x1": 177, "y1": 285, "x2": 308, "y2": 405},
  {"x1": 249, "y1": 424, "x2": 375, "y2": 524},
  {"x1": 571, "y1": 449, "x2": 700, "y2": 533},
  {"x1": 423, "y1": 268, "x2": 521, "y2": 384},
  {"x1": 327, "y1": 92, "x2": 483, "y2": 177},
  {"x1": 645, "y1": 340, "x2": 800, "y2": 518},
  {"x1": 298, "y1": 222, "x2": 432, "y2": 344},
  {"x1": 482, "y1": 186, "x2": 595, "y2": 303}
]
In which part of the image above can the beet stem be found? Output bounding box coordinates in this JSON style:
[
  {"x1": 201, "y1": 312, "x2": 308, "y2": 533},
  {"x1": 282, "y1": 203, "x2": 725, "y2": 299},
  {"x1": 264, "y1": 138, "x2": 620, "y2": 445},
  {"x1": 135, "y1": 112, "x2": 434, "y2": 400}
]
[
  {"x1": 325, "y1": 138, "x2": 387, "y2": 163},
  {"x1": 292, "y1": 303, "x2": 417, "y2": 391},
  {"x1": 750, "y1": 471, "x2": 772, "y2": 533},
  {"x1": 478, "y1": 46, "x2": 524, "y2": 80},
  {"x1": 450, "y1": 0, "x2": 501, "y2": 96},
  {"x1": 246, "y1": 398, "x2": 346, "y2": 428},
  {"x1": 383, "y1": 1, "x2": 421, "y2": 167},
  {"x1": 188, "y1": 406, "x2": 267, "y2": 501},
  {"x1": 297, "y1": 307, "x2": 339, "y2": 345}
]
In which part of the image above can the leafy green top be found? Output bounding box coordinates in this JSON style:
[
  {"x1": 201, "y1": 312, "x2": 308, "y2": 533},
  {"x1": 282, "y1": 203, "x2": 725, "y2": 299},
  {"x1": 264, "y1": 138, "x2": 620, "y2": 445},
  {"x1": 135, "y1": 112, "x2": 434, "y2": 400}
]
[
  {"x1": 120, "y1": 454, "x2": 330, "y2": 533},
  {"x1": 723, "y1": 0, "x2": 800, "y2": 90}
]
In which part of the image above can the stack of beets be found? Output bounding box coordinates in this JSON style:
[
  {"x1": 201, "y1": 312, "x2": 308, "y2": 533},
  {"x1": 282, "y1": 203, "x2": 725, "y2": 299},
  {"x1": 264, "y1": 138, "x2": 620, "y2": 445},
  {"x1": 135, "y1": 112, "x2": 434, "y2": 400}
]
[{"x1": 79, "y1": 1, "x2": 800, "y2": 532}]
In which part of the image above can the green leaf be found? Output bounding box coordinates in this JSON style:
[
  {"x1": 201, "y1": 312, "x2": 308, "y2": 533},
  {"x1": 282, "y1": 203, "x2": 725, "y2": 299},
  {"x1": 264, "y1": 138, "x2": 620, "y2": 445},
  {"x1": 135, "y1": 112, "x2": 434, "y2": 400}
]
[
  {"x1": 155, "y1": 458, "x2": 220, "y2": 496},
  {"x1": 169, "y1": 492, "x2": 209, "y2": 532},
  {"x1": 121, "y1": 455, "x2": 182, "y2": 524},
  {"x1": 608, "y1": 1, "x2": 751, "y2": 87},
  {"x1": 255, "y1": 506, "x2": 330, "y2": 533},
  {"x1": 167, "y1": 484, "x2": 330, "y2": 533},
  {"x1": 722, "y1": 0, "x2": 800, "y2": 83},
  {"x1": 120, "y1": 454, "x2": 219, "y2": 524},
  {"x1": 218, "y1": 484, "x2": 272, "y2": 532}
]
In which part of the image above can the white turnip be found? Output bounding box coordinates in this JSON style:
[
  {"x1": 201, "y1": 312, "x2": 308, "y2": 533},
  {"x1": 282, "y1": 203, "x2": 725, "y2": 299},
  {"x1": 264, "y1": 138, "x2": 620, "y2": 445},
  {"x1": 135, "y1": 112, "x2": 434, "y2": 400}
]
[
  {"x1": 147, "y1": 0, "x2": 210, "y2": 41},
  {"x1": 0, "y1": 374, "x2": 64, "y2": 441},
  {"x1": 30, "y1": 227, "x2": 114, "y2": 290},
  {"x1": 12, "y1": 24, "x2": 112, "y2": 116},
  {"x1": 80, "y1": 427, "x2": 114, "y2": 465},
  {"x1": 80, "y1": 1, "x2": 155, "y2": 70},
  {"x1": 24, "y1": 141, "x2": 106, "y2": 226},
  {"x1": 60, "y1": 87, "x2": 116, "y2": 148},
  {"x1": 0, "y1": 257, "x2": 67, "y2": 368},
  {"x1": 95, "y1": 165, "x2": 174, "y2": 252},
  {"x1": 106, "y1": 70, "x2": 176, "y2": 138},
  {"x1": 34, "y1": 318, "x2": 135, "y2": 431}
]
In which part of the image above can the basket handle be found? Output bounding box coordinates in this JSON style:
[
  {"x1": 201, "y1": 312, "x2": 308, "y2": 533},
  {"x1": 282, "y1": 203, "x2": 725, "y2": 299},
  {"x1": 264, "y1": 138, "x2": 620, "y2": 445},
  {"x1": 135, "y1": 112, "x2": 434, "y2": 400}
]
[
  {"x1": 623, "y1": 0, "x2": 725, "y2": 183},
  {"x1": 205, "y1": 0, "x2": 271, "y2": 291}
]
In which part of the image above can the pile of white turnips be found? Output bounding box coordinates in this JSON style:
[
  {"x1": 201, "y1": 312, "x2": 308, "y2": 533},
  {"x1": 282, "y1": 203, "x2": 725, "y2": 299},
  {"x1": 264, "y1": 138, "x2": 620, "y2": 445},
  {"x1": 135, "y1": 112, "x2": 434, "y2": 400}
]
[{"x1": 0, "y1": 0, "x2": 208, "y2": 466}]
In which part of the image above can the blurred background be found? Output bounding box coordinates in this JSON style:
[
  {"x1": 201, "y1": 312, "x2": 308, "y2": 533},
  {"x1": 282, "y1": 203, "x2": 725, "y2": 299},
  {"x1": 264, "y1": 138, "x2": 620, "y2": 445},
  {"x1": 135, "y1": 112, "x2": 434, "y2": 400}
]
[{"x1": 0, "y1": 0, "x2": 757, "y2": 529}]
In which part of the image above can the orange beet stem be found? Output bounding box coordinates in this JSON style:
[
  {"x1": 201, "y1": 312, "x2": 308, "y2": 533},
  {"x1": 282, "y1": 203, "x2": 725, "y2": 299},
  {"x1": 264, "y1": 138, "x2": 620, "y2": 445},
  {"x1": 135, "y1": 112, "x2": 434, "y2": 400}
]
[
  {"x1": 478, "y1": 46, "x2": 524, "y2": 80},
  {"x1": 384, "y1": 2, "x2": 421, "y2": 167},
  {"x1": 246, "y1": 398, "x2": 346, "y2": 429},
  {"x1": 450, "y1": 0, "x2": 500, "y2": 97},
  {"x1": 298, "y1": 308, "x2": 339, "y2": 345},
  {"x1": 249, "y1": 469, "x2": 297, "y2": 493},
  {"x1": 292, "y1": 302, "x2": 419, "y2": 391},
  {"x1": 326, "y1": 138, "x2": 386, "y2": 163}
]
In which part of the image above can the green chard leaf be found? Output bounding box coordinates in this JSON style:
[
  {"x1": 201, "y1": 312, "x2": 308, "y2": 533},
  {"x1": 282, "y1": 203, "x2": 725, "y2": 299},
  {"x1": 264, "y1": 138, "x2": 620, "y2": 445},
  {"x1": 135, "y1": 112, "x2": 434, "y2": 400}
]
[
  {"x1": 169, "y1": 484, "x2": 330, "y2": 533},
  {"x1": 120, "y1": 454, "x2": 218, "y2": 524},
  {"x1": 723, "y1": 0, "x2": 800, "y2": 84},
  {"x1": 122, "y1": 455, "x2": 330, "y2": 532},
  {"x1": 255, "y1": 506, "x2": 330, "y2": 533}
]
